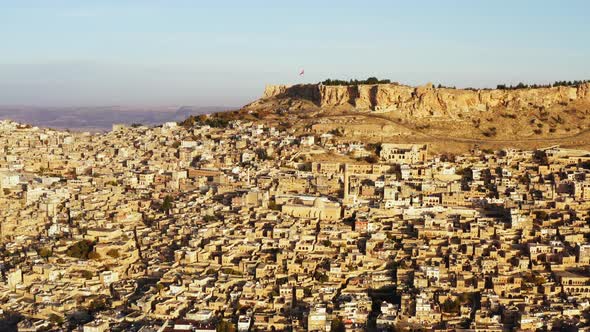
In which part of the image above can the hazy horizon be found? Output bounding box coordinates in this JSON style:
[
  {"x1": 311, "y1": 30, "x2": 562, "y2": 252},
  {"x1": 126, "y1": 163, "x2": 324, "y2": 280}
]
[{"x1": 2, "y1": 0, "x2": 590, "y2": 107}]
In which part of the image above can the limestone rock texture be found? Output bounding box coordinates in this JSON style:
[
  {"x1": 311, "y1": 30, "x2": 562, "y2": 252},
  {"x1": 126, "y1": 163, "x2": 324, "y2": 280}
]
[
  {"x1": 260, "y1": 82, "x2": 590, "y2": 117},
  {"x1": 263, "y1": 85, "x2": 288, "y2": 99}
]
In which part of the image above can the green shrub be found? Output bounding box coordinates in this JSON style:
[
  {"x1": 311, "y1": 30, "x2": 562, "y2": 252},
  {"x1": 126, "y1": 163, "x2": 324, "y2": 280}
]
[
  {"x1": 321, "y1": 77, "x2": 393, "y2": 86},
  {"x1": 106, "y1": 249, "x2": 120, "y2": 258}
]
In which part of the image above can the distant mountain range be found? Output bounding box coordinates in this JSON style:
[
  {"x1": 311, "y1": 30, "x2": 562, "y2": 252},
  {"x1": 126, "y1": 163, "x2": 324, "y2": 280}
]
[{"x1": 0, "y1": 105, "x2": 232, "y2": 131}]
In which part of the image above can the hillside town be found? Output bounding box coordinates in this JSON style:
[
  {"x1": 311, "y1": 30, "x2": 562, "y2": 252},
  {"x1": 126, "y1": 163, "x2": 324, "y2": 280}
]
[{"x1": 2, "y1": 118, "x2": 590, "y2": 331}]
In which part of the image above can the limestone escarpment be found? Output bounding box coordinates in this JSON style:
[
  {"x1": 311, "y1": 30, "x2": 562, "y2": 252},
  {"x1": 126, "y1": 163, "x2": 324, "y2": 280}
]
[
  {"x1": 262, "y1": 85, "x2": 289, "y2": 99},
  {"x1": 578, "y1": 83, "x2": 590, "y2": 100},
  {"x1": 260, "y1": 82, "x2": 590, "y2": 117},
  {"x1": 263, "y1": 84, "x2": 320, "y2": 100},
  {"x1": 227, "y1": 81, "x2": 590, "y2": 153}
]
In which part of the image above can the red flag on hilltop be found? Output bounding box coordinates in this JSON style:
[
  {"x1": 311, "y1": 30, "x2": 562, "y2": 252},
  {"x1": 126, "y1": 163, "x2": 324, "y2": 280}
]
[{"x1": 299, "y1": 69, "x2": 305, "y2": 76}]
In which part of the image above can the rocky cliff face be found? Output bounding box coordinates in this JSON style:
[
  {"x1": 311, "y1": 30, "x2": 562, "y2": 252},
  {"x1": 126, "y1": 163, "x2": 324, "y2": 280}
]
[
  {"x1": 263, "y1": 84, "x2": 320, "y2": 100},
  {"x1": 261, "y1": 82, "x2": 590, "y2": 117},
  {"x1": 263, "y1": 85, "x2": 289, "y2": 99}
]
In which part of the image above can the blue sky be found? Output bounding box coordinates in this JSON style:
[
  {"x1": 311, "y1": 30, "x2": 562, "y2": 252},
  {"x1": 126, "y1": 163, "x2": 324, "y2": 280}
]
[{"x1": 1, "y1": 0, "x2": 589, "y2": 107}]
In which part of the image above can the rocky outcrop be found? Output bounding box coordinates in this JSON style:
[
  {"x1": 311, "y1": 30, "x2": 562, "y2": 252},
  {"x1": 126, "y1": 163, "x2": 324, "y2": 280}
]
[
  {"x1": 578, "y1": 83, "x2": 590, "y2": 101},
  {"x1": 263, "y1": 85, "x2": 289, "y2": 99},
  {"x1": 260, "y1": 82, "x2": 590, "y2": 117}
]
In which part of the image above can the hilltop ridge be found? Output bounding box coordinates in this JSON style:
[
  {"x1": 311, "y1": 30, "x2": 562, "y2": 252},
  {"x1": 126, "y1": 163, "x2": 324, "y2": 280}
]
[
  {"x1": 255, "y1": 82, "x2": 590, "y2": 116},
  {"x1": 208, "y1": 81, "x2": 590, "y2": 153}
]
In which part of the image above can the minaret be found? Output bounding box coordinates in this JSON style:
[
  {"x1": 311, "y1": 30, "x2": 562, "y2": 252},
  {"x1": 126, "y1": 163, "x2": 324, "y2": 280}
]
[{"x1": 343, "y1": 164, "x2": 349, "y2": 200}]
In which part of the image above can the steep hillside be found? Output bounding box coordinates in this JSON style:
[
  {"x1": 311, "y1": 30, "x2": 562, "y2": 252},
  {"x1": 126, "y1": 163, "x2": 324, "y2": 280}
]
[{"x1": 215, "y1": 82, "x2": 590, "y2": 153}]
